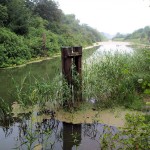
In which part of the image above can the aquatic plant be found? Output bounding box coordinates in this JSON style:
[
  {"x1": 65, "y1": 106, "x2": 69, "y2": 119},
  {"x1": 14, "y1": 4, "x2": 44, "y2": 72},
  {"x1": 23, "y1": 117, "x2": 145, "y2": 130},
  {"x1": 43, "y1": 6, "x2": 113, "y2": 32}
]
[
  {"x1": 14, "y1": 115, "x2": 60, "y2": 150},
  {"x1": 11, "y1": 46, "x2": 150, "y2": 111},
  {"x1": 82, "y1": 50, "x2": 147, "y2": 109},
  {"x1": 0, "y1": 98, "x2": 13, "y2": 122},
  {"x1": 99, "y1": 113, "x2": 150, "y2": 150}
]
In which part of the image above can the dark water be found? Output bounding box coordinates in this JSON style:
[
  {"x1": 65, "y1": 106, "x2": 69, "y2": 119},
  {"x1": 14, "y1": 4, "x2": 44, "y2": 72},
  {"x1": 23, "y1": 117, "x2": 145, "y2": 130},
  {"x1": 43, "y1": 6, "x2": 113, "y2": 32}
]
[{"x1": 0, "y1": 115, "x2": 118, "y2": 150}]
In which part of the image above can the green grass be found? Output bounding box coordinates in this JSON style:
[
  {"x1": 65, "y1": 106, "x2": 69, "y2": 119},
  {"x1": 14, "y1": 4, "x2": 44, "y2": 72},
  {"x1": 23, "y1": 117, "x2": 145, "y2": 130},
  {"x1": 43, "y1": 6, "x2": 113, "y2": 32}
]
[
  {"x1": 1, "y1": 45, "x2": 150, "y2": 150},
  {"x1": 99, "y1": 113, "x2": 150, "y2": 150},
  {"x1": 82, "y1": 49, "x2": 149, "y2": 110},
  {"x1": 6, "y1": 46, "x2": 150, "y2": 111}
]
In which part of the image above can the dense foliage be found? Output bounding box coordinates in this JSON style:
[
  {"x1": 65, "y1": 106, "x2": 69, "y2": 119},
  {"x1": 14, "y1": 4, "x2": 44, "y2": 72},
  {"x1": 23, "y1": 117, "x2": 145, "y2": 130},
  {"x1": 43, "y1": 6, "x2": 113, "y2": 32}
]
[
  {"x1": 125, "y1": 26, "x2": 150, "y2": 43},
  {"x1": 112, "y1": 32, "x2": 128, "y2": 41},
  {"x1": 113, "y1": 26, "x2": 150, "y2": 43},
  {"x1": 100, "y1": 113, "x2": 150, "y2": 149},
  {"x1": 0, "y1": 0, "x2": 104, "y2": 68}
]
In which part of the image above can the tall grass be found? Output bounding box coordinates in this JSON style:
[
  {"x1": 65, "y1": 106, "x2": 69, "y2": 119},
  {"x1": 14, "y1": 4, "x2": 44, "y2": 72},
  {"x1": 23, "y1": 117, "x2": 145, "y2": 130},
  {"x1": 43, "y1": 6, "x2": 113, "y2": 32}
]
[
  {"x1": 82, "y1": 50, "x2": 148, "y2": 109},
  {"x1": 10, "y1": 47, "x2": 150, "y2": 111},
  {"x1": 13, "y1": 73, "x2": 71, "y2": 110}
]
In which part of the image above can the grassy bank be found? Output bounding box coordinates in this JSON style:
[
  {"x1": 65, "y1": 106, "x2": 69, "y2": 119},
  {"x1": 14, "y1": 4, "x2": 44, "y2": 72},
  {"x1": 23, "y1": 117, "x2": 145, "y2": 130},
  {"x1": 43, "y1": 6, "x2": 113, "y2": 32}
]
[{"x1": 6, "y1": 44, "x2": 150, "y2": 110}]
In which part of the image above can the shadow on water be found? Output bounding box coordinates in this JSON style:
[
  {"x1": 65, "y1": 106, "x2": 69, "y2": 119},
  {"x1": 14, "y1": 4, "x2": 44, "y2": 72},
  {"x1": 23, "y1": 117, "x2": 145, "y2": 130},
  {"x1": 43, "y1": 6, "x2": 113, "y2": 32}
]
[{"x1": 0, "y1": 113, "x2": 118, "y2": 150}]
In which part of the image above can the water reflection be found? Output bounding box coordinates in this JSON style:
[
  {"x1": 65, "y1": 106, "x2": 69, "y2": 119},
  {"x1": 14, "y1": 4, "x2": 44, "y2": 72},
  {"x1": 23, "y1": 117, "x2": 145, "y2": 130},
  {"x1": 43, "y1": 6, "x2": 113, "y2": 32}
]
[
  {"x1": 97, "y1": 44, "x2": 133, "y2": 54},
  {"x1": 0, "y1": 57, "x2": 61, "y2": 103},
  {"x1": 0, "y1": 113, "x2": 119, "y2": 150},
  {"x1": 63, "y1": 123, "x2": 81, "y2": 150}
]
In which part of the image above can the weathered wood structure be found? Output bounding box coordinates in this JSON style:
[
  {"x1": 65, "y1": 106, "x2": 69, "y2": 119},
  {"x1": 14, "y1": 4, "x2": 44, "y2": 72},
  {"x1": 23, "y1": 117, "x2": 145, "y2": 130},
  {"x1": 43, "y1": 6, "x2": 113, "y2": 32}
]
[{"x1": 61, "y1": 46, "x2": 82, "y2": 107}]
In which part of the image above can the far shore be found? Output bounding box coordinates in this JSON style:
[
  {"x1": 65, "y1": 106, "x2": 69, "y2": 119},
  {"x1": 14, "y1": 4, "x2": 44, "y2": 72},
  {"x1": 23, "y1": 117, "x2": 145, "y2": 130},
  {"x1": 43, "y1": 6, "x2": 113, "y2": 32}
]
[
  {"x1": 84, "y1": 41, "x2": 131, "y2": 49},
  {"x1": 0, "y1": 41, "x2": 131, "y2": 70},
  {"x1": 99, "y1": 41, "x2": 131, "y2": 46}
]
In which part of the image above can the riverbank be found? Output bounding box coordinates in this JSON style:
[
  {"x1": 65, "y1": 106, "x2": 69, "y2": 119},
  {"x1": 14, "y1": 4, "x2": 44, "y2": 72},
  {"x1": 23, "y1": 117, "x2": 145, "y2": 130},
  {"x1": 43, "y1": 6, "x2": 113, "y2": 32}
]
[
  {"x1": 0, "y1": 54, "x2": 60, "y2": 69},
  {"x1": 12, "y1": 102, "x2": 140, "y2": 127},
  {"x1": 0, "y1": 42, "x2": 101, "y2": 69},
  {"x1": 0, "y1": 41, "x2": 132, "y2": 70}
]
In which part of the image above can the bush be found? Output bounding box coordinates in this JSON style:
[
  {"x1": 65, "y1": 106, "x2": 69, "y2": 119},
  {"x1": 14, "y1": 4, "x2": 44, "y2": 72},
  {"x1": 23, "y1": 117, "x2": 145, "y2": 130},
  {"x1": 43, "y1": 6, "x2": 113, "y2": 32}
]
[
  {"x1": 0, "y1": 28, "x2": 31, "y2": 67},
  {"x1": 0, "y1": 4, "x2": 8, "y2": 26},
  {"x1": 100, "y1": 114, "x2": 150, "y2": 150}
]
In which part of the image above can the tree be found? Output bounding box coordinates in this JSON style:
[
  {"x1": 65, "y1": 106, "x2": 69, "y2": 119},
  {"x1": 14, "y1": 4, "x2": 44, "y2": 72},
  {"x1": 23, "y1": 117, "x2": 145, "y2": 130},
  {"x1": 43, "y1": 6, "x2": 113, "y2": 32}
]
[
  {"x1": 0, "y1": 4, "x2": 8, "y2": 26},
  {"x1": 34, "y1": 0, "x2": 63, "y2": 22},
  {"x1": 25, "y1": 0, "x2": 35, "y2": 11},
  {"x1": 6, "y1": 0, "x2": 30, "y2": 35},
  {"x1": 148, "y1": 31, "x2": 150, "y2": 43},
  {"x1": 0, "y1": 0, "x2": 11, "y2": 5},
  {"x1": 140, "y1": 32, "x2": 146, "y2": 40}
]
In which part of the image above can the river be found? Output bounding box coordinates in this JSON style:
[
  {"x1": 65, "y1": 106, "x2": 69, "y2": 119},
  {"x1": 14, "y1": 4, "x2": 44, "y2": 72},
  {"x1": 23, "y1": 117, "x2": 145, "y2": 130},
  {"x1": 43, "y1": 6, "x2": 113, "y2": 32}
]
[
  {"x1": 0, "y1": 42, "x2": 134, "y2": 150},
  {"x1": 0, "y1": 42, "x2": 132, "y2": 104}
]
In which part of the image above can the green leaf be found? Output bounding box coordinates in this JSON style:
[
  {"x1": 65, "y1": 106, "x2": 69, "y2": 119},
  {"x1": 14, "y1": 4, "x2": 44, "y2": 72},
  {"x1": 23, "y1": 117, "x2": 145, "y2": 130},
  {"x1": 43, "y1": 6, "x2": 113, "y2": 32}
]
[{"x1": 144, "y1": 89, "x2": 150, "y2": 95}]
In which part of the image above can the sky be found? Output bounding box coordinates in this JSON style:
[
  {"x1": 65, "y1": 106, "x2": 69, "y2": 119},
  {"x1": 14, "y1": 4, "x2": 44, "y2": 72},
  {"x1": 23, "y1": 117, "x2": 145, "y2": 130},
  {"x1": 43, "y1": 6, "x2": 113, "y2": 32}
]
[{"x1": 56, "y1": 0, "x2": 150, "y2": 35}]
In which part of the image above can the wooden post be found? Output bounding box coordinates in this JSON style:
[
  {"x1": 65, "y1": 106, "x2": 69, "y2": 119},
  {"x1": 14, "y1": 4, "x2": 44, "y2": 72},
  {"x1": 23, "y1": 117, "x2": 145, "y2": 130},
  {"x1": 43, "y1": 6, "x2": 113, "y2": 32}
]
[
  {"x1": 61, "y1": 46, "x2": 82, "y2": 107},
  {"x1": 73, "y1": 46, "x2": 82, "y2": 102},
  {"x1": 61, "y1": 47, "x2": 72, "y2": 85},
  {"x1": 61, "y1": 47, "x2": 72, "y2": 107}
]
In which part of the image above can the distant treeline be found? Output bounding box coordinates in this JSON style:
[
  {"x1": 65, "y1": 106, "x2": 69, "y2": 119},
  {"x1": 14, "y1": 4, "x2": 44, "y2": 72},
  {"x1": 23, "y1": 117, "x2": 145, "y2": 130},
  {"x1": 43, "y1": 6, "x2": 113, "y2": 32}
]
[
  {"x1": 113, "y1": 26, "x2": 150, "y2": 43},
  {"x1": 0, "y1": 0, "x2": 105, "y2": 67}
]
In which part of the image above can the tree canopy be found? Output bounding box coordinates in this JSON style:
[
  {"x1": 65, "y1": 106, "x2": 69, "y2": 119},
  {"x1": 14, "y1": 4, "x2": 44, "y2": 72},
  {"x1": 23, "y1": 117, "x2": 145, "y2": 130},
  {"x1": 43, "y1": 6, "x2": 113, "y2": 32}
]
[
  {"x1": 125, "y1": 26, "x2": 150, "y2": 43},
  {"x1": 0, "y1": 0, "x2": 105, "y2": 68}
]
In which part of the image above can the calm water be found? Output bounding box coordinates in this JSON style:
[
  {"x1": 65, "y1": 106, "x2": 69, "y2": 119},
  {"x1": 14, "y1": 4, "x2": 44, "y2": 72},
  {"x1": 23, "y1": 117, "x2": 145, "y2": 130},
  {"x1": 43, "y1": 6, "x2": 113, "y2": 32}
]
[
  {"x1": 0, "y1": 115, "x2": 118, "y2": 150},
  {"x1": 86, "y1": 43, "x2": 133, "y2": 63},
  {"x1": 0, "y1": 46, "x2": 100, "y2": 104},
  {"x1": 0, "y1": 43, "x2": 133, "y2": 150}
]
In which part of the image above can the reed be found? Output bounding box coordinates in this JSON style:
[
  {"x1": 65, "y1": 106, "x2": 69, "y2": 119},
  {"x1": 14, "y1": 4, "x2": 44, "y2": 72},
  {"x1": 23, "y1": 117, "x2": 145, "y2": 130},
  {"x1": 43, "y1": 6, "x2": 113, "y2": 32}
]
[
  {"x1": 82, "y1": 50, "x2": 148, "y2": 109},
  {"x1": 10, "y1": 46, "x2": 150, "y2": 111}
]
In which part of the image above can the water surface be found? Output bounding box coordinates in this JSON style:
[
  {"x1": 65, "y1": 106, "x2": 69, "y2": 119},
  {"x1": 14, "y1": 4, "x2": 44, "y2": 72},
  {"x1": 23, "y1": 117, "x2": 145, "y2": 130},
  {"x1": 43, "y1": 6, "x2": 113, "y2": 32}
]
[
  {"x1": 0, "y1": 42, "x2": 134, "y2": 149},
  {"x1": 0, "y1": 116, "x2": 118, "y2": 150},
  {"x1": 0, "y1": 46, "x2": 100, "y2": 103}
]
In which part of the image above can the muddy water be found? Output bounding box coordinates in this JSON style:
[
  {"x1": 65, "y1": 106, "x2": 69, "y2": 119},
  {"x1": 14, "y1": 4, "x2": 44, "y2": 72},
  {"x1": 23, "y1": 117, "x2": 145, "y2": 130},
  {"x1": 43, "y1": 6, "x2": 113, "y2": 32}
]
[{"x1": 0, "y1": 57, "x2": 61, "y2": 104}]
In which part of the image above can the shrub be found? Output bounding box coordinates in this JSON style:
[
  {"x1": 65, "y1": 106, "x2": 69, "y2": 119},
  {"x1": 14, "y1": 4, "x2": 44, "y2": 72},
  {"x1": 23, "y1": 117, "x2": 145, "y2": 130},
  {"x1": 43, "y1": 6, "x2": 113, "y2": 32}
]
[
  {"x1": 0, "y1": 28, "x2": 31, "y2": 67},
  {"x1": 100, "y1": 114, "x2": 150, "y2": 150}
]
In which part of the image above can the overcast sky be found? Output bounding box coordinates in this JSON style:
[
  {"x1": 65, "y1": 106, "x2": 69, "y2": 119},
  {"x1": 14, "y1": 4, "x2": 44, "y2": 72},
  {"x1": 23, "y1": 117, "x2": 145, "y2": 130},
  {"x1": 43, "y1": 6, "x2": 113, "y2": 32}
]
[{"x1": 56, "y1": 0, "x2": 150, "y2": 35}]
